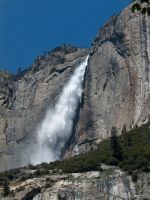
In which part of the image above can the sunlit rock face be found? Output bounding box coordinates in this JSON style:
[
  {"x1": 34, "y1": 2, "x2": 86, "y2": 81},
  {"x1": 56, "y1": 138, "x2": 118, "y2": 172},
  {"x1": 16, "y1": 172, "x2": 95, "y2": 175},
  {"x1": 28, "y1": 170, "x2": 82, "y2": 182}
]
[
  {"x1": 1, "y1": 1, "x2": 150, "y2": 171},
  {"x1": 30, "y1": 56, "x2": 89, "y2": 165},
  {"x1": 0, "y1": 167, "x2": 149, "y2": 200},
  {"x1": 0, "y1": 46, "x2": 89, "y2": 171},
  {"x1": 70, "y1": 4, "x2": 150, "y2": 153}
]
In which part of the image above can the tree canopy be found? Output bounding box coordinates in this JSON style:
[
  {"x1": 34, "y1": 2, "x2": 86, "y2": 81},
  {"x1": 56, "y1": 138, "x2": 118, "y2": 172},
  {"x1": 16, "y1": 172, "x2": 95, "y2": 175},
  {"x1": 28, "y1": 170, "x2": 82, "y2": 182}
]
[{"x1": 132, "y1": 0, "x2": 150, "y2": 15}]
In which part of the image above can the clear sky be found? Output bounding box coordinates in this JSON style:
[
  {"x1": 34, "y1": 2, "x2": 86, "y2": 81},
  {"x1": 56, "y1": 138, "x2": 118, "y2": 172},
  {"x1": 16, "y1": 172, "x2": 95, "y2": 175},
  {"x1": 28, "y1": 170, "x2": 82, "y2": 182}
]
[{"x1": 0, "y1": 0, "x2": 130, "y2": 73}]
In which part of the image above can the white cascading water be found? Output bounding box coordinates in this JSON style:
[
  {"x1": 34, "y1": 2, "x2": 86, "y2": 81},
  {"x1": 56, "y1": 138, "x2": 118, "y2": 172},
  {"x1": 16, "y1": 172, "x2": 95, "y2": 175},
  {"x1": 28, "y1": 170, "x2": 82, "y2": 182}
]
[{"x1": 31, "y1": 55, "x2": 89, "y2": 165}]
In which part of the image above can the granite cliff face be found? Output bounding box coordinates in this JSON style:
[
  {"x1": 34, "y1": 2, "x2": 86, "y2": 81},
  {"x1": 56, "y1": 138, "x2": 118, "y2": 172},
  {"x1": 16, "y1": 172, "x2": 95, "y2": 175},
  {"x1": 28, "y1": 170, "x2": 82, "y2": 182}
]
[
  {"x1": 70, "y1": 4, "x2": 150, "y2": 153},
  {"x1": 0, "y1": 46, "x2": 88, "y2": 171},
  {"x1": 0, "y1": 0, "x2": 150, "y2": 178},
  {"x1": 0, "y1": 2, "x2": 150, "y2": 200},
  {"x1": 0, "y1": 165, "x2": 150, "y2": 200}
]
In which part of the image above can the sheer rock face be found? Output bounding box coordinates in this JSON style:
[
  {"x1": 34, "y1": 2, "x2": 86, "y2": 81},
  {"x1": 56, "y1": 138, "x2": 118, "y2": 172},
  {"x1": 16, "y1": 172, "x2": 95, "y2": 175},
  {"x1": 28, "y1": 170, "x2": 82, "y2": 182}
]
[
  {"x1": 1, "y1": 2, "x2": 150, "y2": 170},
  {"x1": 0, "y1": 47, "x2": 88, "y2": 171},
  {"x1": 70, "y1": 5, "x2": 150, "y2": 152}
]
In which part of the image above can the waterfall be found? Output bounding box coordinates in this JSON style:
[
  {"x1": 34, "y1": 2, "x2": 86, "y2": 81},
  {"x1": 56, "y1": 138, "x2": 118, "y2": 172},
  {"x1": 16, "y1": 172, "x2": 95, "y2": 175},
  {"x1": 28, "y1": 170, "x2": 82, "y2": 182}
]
[{"x1": 31, "y1": 55, "x2": 89, "y2": 165}]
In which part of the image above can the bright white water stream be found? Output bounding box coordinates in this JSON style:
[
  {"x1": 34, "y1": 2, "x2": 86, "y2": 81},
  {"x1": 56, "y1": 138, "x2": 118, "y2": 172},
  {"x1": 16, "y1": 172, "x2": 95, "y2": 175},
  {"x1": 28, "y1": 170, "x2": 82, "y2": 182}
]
[{"x1": 31, "y1": 56, "x2": 89, "y2": 164}]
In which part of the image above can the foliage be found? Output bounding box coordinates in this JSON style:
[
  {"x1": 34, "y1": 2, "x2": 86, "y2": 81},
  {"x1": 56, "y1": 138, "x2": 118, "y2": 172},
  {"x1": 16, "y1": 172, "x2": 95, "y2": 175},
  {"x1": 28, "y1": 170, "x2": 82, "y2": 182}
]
[
  {"x1": 131, "y1": 0, "x2": 150, "y2": 16},
  {"x1": 58, "y1": 194, "x2": 67, "y2": 200},
  {"x1": 110, "y1": 127, "x2": 123, "y2": 161},
  {"x1": 15, "y1": 185, "x2": 25, "y2": 192},
  {"x1": 32, "y1": 169, "x2": 50, "y2": 177},
  {"x1": 0, "y1": 121, "x2": 149, "y2": 184},
  {"x1": 132, "y1": 173, "x2": 138, "y2": 182},
  {"x1": 46, "y1": 121, "x2": 150, "y2": 174},
  {"x1": 0, "y1": 169, "x2": 21, "y2": 185},
  {"x1": 3, "y1": 181, "x2": 10, "y2": 196},
  {"x1": 28, "y1": 164, "x2": 37, "y2": 170}
]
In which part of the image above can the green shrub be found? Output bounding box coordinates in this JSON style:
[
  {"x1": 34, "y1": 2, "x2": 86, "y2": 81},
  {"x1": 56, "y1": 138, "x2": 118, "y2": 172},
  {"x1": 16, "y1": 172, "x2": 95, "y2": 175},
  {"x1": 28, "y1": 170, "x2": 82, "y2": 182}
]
[
  {"x1": 3, "y1": 181, "x2": 10, "y2": 196},
  {"x1": 28, "y1": 164, "x2": 36, "y2": 170},
  {"x1": 3, "y1": 120, "x2": 149, "y2": 180},
  {"x1": 46, "y1": 120, "x2": 150, "y2": 174},
  {"x1": 15, "y1": 185, "x2": 25, "y2": 192},
  {"x1": 132, "y1": 173, "x2": 138, "y2": 182}
]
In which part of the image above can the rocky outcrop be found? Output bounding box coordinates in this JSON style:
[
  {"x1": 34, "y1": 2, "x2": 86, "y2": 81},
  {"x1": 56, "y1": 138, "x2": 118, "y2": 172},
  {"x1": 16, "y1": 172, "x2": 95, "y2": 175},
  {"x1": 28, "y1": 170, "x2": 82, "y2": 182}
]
[
  {"x1": 0, "y1": 45, "x2": 88, "y2": 171},
  {"x1": 0, "y1": 166, "x2": 149, "y2": 200},
  {"x1": 70, "y1": 3, "x2": 150, "y2": 153},
  {"x1": 0, "y1": 71, "x2": 14, "y2": 108}
]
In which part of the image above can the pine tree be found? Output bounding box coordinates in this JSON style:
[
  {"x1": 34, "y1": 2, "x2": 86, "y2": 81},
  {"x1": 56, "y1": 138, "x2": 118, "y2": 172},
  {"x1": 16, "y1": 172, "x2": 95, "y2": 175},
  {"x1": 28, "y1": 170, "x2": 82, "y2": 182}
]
[
  {"x1": 132, "y1": 0, "x2": 150, "y2": 16},
  {"x1": 121, "y1": 124, "x2": 133, "y2": 147},
  {"x1": 17, "y1": 67, "x2": 21, "y2": 74},
  {"x1": 111, "y1": 127, "x2": 123, "y2": 161},
  {"x1": 122, "y1": 124, "x2": 128, "y2": 145},
  {"x1": 3, "y1": 181, "x2": 10, "y2": 196}
]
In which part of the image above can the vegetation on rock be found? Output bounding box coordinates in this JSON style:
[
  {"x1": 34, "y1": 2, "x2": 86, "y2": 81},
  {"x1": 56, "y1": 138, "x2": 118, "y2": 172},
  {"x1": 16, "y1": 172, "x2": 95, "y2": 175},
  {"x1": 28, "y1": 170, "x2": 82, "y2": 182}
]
[
  {"x1": 3, "y1": 181, "x2": 10, "y2": 197},
  {"x1": 0, "y1": 121, "x2": 149, "y2": 184},
  {"x1": 46, "y1": 120, "x2": 150, "y2": 174},
  {"x1": 132, "y1": 0, "x2": 150, "y2": 15}
]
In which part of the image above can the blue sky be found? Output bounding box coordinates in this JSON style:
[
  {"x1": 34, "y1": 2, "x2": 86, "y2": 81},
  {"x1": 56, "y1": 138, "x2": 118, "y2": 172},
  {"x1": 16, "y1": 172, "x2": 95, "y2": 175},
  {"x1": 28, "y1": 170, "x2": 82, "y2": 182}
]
[{"x1": 0, "y1": 0, "x2": 130, "y2": 73}]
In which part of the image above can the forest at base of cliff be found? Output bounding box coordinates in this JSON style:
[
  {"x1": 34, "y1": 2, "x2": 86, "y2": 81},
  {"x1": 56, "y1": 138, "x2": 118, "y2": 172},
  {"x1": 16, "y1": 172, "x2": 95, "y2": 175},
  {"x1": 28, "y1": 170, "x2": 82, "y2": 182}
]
[{"x1": 0, "y1": 120, "x2": 149, "y2": 187}]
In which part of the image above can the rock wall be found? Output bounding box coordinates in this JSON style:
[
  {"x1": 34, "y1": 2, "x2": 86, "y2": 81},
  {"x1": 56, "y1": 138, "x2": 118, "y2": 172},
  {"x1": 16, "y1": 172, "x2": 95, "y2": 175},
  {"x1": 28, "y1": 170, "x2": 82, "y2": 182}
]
[
  {"x1": 71, "y1": 4, "x2": 150, "y2": 153},
  {"x1": 0, "y1": 167, "x2": 149, "y2": 200},
  {"x1": 0, "y1": 46, "x2": 88, "y2": 171},
  {"x1": 1, "y1": 2, "x2": 150, "y2": 170}
]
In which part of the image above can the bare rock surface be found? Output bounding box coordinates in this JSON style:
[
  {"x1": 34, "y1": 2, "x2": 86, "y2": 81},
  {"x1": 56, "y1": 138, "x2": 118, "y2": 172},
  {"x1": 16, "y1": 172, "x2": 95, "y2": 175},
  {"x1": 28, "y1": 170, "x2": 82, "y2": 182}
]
[
  {"x1": 0, "y1": 3, "x2": 150, "y2": 199},
  {"x1": 70, "y1": 3, "x2": 150, "y2": 153},
  {"x1": 0, "y1": 45, "x2": 88, "y2": 171},
  {"x1": 0, "y1": 167, "x2": 149, "y2": 200}
]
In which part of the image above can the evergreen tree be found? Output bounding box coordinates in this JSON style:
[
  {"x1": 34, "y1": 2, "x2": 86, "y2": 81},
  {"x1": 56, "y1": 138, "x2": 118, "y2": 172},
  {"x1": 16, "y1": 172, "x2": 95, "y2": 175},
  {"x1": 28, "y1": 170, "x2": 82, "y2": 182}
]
[
  {"x1": 122, "y1": 125, "x2": 127, "y2": 138},
  {"x1": 111, "y1": 127, "x2": 123, "y2": 161},
  {"x1": 3, "y1": 181, "x2": 10, "y2": 196},
  {"x1": 121, "y1": 125, "x2": 133, "y2": 148},
  {"x1": 132, "y1": 0, "x2": 150, "y2": 16},
  {"x1": 17, "y1": 67, "x2": 21, "y2": 74},
  {"x1": 122, "y1": 125, "x2": 128, "y2": 146}
]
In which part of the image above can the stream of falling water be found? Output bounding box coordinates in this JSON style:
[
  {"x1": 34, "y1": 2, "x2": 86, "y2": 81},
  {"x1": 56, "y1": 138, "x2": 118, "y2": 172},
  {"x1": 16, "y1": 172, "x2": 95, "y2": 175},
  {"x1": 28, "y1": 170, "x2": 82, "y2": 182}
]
[{"x1": 31, "y1": 55, "x2": 89, "y2": 165}]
